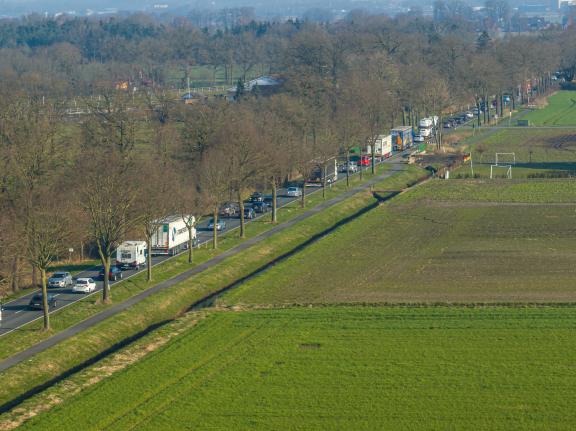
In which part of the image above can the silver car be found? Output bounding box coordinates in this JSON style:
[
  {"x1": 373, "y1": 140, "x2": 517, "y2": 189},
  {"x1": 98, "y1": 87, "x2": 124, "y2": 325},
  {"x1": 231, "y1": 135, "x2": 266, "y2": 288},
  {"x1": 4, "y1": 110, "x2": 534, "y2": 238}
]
[
  {"x1": 286, "y1": 187, "x2": 302, "y2": 197},
  {"x1": 48, "y1": 272, "x2": 73, "y2": 288}
]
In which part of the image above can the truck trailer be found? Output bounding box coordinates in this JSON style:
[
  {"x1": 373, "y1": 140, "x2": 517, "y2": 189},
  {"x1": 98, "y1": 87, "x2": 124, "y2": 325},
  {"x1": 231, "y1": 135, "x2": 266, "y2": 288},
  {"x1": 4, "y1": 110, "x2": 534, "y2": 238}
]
[
  {"x1": 366, "y1": 135, "x2": 392, "y2": 159},
  {"x1": 391, "y1": 126, "x2": 413, "y2": 151},
  {"x1": 116, "y1": 241, "x2": 147, "y2": 270},
  {"x1": 151, "y1": 215, "x2": 197, "y2": 256},
  {"x1": 307, "y1": 158, "x2": 338, "y2": 187}
]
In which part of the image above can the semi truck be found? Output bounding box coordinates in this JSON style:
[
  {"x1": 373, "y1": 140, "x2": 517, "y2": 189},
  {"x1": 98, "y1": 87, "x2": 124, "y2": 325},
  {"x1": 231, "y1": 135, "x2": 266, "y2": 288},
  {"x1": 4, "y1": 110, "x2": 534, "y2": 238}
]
[
  {"x1": 151, "y1": 215, "x2": 197, "y2": 256},
  {"x1": 391, "y1": 126, "x2": 413, "y2": 151},
  {"x1": 307, "y1": 158, "x2": 338, "y2": 187},
  {"x1": 116, "y1": 241, "x2": 147, "y2": 270}
]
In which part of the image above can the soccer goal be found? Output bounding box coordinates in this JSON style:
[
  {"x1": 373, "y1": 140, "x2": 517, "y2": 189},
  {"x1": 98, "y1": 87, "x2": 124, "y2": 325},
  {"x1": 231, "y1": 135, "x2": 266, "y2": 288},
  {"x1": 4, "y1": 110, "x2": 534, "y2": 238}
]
[{"x1": 490, "y1": 164, "x2": 512, "y2": 179}]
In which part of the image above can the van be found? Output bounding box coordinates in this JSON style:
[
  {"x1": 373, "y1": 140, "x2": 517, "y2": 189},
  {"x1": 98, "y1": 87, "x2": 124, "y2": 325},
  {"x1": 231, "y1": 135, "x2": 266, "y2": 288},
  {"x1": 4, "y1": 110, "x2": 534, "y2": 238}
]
[{"x1": 116, "y1": 241, "x2": 147, "y2": 270}]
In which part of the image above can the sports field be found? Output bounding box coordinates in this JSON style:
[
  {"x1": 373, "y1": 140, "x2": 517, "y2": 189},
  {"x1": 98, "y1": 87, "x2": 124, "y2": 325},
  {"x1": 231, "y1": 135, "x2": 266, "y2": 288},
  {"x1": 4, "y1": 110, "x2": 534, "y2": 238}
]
[
  {"x1": 523, "y1": 91, "x2": 576, "y2": 126},
  {"x1": 20, "y1": 307, "x2": 576, "y2": 430},
  {"x1": 223, "y1": 179, "x2": 576, "y2": 305}
]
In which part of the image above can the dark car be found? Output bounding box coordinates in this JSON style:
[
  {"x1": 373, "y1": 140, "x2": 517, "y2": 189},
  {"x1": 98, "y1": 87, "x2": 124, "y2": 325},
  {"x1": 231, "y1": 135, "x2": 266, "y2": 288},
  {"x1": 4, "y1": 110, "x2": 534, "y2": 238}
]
[
  {"x1": 29, "y1": 293, "x2": 57, "y2": 310},
  {"x1": 249, "y1": 192, "x2": 264, "y2": 203},
  {"x1": 244, "y1": 206, "x2": 256, "y2": 219},
  {"x1": 99, "y1": 265, "x2": 123, "y2": 281},
  {"x1": 252, "y1": 201, "x2": 270, "y2": 213}
]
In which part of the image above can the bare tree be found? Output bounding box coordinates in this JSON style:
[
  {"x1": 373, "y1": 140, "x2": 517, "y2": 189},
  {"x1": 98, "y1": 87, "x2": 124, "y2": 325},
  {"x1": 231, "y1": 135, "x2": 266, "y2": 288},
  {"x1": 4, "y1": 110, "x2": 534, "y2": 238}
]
[
  {"x1": 81, "y1": 163, "x2": 138, "y2": 303},
  {"x1": 24, "y1": 202, "x2": 68, "y2": 330}
]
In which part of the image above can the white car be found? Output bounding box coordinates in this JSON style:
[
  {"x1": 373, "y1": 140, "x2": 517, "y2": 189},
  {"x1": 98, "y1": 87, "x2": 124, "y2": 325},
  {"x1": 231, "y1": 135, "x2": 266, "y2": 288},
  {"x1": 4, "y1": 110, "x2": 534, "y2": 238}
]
[
  {"x1": 414, "y1": 135, "x2": 425, "y2": 143},
  {"x1": 286, "y1": 187, "x2": 302, "y2": 197},
  {"x1": 73, "y1": 278, "x2": 97, "y2": 294}
]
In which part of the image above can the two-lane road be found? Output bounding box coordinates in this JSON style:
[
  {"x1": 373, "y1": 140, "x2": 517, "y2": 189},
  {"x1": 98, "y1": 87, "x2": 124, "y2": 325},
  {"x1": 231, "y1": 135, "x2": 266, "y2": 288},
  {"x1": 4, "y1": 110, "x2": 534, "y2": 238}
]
[{"x1": 0, "y1": 151, "x2": 409, "y2": 337}]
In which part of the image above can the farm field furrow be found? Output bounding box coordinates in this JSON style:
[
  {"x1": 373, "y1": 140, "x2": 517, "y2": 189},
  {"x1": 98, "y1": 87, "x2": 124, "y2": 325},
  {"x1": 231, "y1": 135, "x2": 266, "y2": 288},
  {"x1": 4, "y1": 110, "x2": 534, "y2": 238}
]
[{"x1": 19, "y1": 307, "x2": 576, "y2": 430}]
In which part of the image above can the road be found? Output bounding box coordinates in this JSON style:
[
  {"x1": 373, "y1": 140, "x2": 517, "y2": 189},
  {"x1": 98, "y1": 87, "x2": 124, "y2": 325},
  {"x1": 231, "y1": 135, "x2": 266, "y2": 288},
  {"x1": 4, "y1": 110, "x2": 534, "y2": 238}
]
[{"x1": 0, "y1": 152, "x2": 409, "y2": 337}]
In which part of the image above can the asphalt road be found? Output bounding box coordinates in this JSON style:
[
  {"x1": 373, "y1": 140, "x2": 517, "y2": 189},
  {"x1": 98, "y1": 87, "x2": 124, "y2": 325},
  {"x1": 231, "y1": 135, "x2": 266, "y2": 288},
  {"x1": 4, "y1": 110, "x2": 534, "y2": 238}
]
[{"x1": 0, "y1": 151, "x2": 410, "y2": 337}]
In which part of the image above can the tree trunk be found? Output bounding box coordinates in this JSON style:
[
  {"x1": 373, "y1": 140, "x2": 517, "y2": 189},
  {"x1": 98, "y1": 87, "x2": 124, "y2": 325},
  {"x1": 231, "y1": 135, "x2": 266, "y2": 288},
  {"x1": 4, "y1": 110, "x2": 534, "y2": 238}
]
[
  {"x1": 187, "y1": 227, "x2": 194, "y2": 264},
  {"x1": 300, "y1": 183, "x2": 306, "y2": 208},
  {"x1": 147, "y1": 239, "x2": 153, "y2": 282},
  {"x1": 346, "y1": 152, "x2": 350, "y2": 188},
  {"x1": 11, "y1": 256, "x2": 19, "y2": 293},
  {"x1": 371, "y1": 141, "x2": 376, "y2": 175},
  {"x1": 238, "y1": 192, "x2": 246, "y2": 238},
  {"x1": 97, "y1": 245, "x2": 112, "y2": 304},
  {"x1": 322, "y1": 164, "x2": 327, "y2": 199},
  {"x1": 40, "y1": 268, "x2": 50, "y2": 331},
  {"x1": 212, "y1": 208, "x2": 218, "y2": 249},
  {"x1": 271, "y1": 180, "x2": 278, "y2": 223},
  {"x1": 32, "y1": 265, "x2": 38, "y2": 288}
]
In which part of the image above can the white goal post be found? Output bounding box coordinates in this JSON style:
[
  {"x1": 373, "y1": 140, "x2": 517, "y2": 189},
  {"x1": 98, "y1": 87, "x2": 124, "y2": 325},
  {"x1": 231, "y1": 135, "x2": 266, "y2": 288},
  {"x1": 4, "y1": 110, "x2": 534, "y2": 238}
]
[{"x1": 490, "y1": 164, "x2": 512, "y2": 179}]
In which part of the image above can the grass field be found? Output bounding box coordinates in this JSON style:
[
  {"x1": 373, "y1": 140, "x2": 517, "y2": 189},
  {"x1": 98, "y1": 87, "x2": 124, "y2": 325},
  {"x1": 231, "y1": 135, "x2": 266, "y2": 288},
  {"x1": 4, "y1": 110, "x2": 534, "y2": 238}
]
[
  {"x1": 452, "y1": 91, "x2": 576, "y2": 178},
  {"x1": 523, "y1": 91, "x2": 576, "y2": 126},
  {"x1": 222, "y1": 179, "x2": 576, "y2": 305},
  {"x1": 18, "y1": 306, "x2": 576, "y2": 430}
]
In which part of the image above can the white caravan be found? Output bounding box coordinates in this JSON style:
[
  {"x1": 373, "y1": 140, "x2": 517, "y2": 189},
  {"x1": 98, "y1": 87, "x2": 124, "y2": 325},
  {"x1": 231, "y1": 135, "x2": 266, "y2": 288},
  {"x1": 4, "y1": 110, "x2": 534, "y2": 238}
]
[{"x1": 116, "y1": 241, "x2": 147, "y2": 269}]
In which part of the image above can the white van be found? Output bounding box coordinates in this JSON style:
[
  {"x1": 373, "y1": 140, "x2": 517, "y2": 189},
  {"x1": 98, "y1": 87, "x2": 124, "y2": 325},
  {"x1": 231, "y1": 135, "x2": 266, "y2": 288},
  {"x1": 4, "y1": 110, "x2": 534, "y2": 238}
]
[{"x1": 116, "y1": 241, "x2": 147, "y2": 270}]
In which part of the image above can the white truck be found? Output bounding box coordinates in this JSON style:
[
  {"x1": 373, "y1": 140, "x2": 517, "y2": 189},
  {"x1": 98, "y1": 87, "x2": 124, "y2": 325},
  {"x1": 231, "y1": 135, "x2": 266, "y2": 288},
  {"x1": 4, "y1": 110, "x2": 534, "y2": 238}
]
[
  {"x1": 151, "y1": 215, "x2": 196, "y2": 256},
  {"x1": 308, "y1": 158, "x2": 338, "y2": 187},
  {"x1": 116, "y1": 241, "x2": 147, "y2": 270},
  {"x1": 419, "y1": 118, "x2": 434, "y2": 129},
  {"x1": 367, "y1": 135, "x2": 392, "y2": 159}
]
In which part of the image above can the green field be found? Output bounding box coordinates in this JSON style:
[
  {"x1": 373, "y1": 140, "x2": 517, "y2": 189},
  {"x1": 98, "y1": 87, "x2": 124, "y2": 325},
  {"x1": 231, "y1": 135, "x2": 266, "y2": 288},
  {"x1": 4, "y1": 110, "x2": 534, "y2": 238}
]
[
  {"x1": 223, "y1": 179, "x2": 576, "y2": 305},
  {"x1": 523, "y1": 91, "x2": 576, "y2": 126},
  {"x1": 20, "y1": 307, "x2": 576, "y2": 430}
]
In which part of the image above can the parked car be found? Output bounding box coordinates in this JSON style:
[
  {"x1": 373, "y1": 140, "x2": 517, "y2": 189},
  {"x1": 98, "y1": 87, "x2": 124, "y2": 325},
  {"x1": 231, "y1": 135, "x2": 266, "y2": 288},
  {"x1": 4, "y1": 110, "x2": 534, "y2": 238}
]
[
  {"x1": 465, "y1": 111, "x2": 474, "y2": 119},
  {"x1": 249, "y1": 192, "x2": 264, "y2": 203},
  {"x1": 208, "y1": 219, "x2": 227, "y2": 231},
  {"x1": 244, "y1": 206, "x2": 256, "y2": 219},
  {"x1": 286, "y1": 187, "x2": 302, "y2": 197},
  {"x1": 414, "y1": 135, "x2": 425, "y2": 143},
  {"x1": 443, "y1": 121, "x2": 453, "y2": 129},
  {"x1": 252, "y1": 201, "x2": 270, "y2": 213},
  {"x1": 220, "y1": 202, "x2": 239, "y2": 217},
  {"x1": 73, "y1": 278, "x2": 97, "y2": 294},
  {"x1": 99, "y1": 265, "x2": 123, "y2": 281},
  {"x1": 356, "y1": 156, "x2": 371, "y2": 166},
  {"x1": 29, "y1": 293, "x2": 57, "y2": 310},
  {"x1": 48, "y1": 272, "x2": 73, "y2": 288}
]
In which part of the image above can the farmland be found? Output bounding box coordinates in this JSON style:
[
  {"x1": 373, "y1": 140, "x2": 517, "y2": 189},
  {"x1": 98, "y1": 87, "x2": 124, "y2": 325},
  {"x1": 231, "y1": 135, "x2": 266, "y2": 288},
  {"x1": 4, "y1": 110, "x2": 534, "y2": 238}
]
[
  {"x1": 19, "y1": 307, "x2": 576, "y2": 430},
  {"x1": 223, "y1": 179, "x2": 576, "y2": 305}
]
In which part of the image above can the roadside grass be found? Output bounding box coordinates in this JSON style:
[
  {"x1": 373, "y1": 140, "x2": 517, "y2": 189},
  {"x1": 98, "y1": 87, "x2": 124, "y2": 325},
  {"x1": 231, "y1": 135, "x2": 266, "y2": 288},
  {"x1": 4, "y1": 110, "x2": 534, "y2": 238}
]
[
  {"x1": 222, "y1": 178, "x2": 576, "y2": 306},
  {"x1": 0, "y1": 163, "x2": 392, "y2": 362},
  {"x1": 522, "y1": 91, "x2": 576, "y2": 126},
  {"x1": 0, "y1": 164, "x2": 424, "y2": 409},
  {"x1": 15, "y1": 306, "x2": 576, "y2": 430}
]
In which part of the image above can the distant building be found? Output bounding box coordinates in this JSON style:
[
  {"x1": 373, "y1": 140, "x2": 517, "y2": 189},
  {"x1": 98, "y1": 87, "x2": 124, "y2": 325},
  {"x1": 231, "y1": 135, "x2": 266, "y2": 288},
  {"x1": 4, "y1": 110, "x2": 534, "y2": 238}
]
[{"x1": 227, "y1": 76, "x2": 285, "y2": 101}]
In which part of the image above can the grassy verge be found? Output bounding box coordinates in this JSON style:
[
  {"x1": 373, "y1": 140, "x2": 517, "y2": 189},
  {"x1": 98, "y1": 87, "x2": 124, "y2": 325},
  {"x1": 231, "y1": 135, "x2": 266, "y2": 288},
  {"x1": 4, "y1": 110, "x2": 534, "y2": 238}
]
[
  {"x1": 0, "y1": 165, "x2": 424, "y2": 409},
  {"x1": 13, "y1": 306, "x2": 576, "y2": 430},
  {"x1": 0, "y1": 163, "x2": 392, "y2": 362}
]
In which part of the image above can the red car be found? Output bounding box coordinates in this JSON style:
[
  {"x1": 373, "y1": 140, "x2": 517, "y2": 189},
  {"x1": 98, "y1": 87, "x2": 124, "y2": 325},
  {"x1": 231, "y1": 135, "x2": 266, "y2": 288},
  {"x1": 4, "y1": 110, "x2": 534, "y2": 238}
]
[{"x1": 357, "y1": 156, "x2": 371, "y2": 166}]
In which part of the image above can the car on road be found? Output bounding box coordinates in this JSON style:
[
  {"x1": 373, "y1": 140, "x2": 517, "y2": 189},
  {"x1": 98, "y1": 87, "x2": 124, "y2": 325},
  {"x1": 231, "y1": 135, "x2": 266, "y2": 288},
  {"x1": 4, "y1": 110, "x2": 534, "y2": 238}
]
[
  {"x1": 249, "y1": 192, "x2": 264, "y2": 203},
  {"x1": 465, "y1": 111, "x2": 474, "y2": 119},
  {"x1": 73, "y1": 278, "x2": 97, "y2": 294},
  {"x1": 244, "y1": 206, "x2": 256, "y2": 219},
  {"x1": 48, "y1": 272, "x2": 73, "y2": 288},
  {"x1": 339, "y1": 163, "x2": 359, "y2": 174},
  {"x1": 414, "y1": 135, "x2": 425, "y2": 143},
  {"x1": 251, "y1": 201, "x2": 270, "y2": 213},
  {"x1": 99, "y1": 266, "x2": 123, "y2": 281},
  {"x1": 29, "y1": 293, "x2": 57, "y2": 310},
  {"x1": 220, "y1": 202, "x2": 239, "y2": 217},
  {"x1": 443, "y1": 121, "x2": 453, "y2": 129},
  {"x1": 356, "y1": 156, "x2": 371, "y2": 166},
  {"x1": 208, "y1": 219, "x2": 227, "y2": 231},
  {"x1": 286, "y1": 187, "x2": 302, "y2": 197}
]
